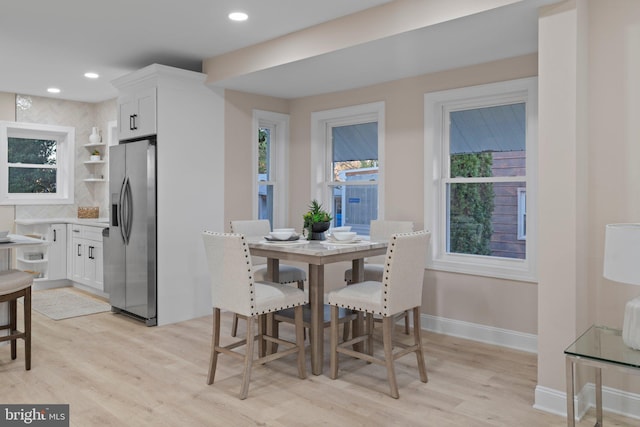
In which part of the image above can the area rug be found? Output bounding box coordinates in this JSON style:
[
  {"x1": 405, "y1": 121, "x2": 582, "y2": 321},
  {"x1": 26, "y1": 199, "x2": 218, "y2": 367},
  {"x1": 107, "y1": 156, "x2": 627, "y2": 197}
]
[{"x1": 30, "y1": 287, "x2": 111, "y2": 320}]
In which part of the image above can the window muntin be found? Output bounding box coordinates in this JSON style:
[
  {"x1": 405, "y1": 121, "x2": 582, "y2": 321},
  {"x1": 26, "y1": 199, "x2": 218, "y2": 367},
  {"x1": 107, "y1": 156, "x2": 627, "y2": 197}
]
[
  {"x1": 0, "y1": 121, "x2": 74, "y2": 205},
  {"x1": 424, "y1": 78, "x2": 537, "y2": 281}
]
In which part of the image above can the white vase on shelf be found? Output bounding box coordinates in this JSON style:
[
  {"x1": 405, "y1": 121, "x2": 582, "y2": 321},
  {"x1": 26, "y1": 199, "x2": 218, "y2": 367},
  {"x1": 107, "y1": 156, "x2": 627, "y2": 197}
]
[{"x1": 89, "y1": 127, "x2": 101, "y2": 144}]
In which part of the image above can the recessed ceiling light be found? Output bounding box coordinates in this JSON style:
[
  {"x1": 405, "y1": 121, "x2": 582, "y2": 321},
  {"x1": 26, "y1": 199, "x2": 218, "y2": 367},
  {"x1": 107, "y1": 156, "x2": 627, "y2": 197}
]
[
  {"x1": 84, "y1": 72, "x2": 99, "y2": 79},
  {"x1": 47, "y1": 87, "x2": 61, "y2": 94},
  {"x1": 228, "y1": 11, "x2": 248, "y2": 22}
]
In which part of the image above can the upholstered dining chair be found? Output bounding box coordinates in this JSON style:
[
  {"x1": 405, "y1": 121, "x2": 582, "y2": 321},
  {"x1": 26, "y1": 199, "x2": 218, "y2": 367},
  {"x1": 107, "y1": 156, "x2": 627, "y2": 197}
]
[
  {"x1": 0, "y1": 269, "x2": 33, "y2": 370},
  {"x1": 328, "y1": 230, "x2": 431, "y2": 399},
  {"x1": 202, "y1": 231, "x2": 307, "y2": 400},
  {"x1": 230, "y1": 220, "x2": 307, "y2": 337},
  {"x1": 344, "y1": 220, "x2": 414, "y2": 334}
]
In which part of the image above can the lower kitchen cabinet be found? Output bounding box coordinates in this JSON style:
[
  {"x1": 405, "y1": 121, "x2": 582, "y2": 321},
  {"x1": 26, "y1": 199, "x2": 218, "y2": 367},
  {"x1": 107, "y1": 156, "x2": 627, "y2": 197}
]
[
  {"x1": 69, "y1": 225, "x2": 104, "y2": 291},
  {"x1": 47, "y1": 224, "x2": 67, "y2": 280},
  {"x1": 14, "y1": 222, "x2": 66, "y2": 281}
]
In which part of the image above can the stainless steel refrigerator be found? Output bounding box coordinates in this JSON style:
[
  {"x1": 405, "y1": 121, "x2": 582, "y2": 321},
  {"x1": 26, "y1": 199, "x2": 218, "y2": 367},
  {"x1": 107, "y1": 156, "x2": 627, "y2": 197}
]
[{"x1": 104, "y1": 138, "x2": 157, "y2": 326}]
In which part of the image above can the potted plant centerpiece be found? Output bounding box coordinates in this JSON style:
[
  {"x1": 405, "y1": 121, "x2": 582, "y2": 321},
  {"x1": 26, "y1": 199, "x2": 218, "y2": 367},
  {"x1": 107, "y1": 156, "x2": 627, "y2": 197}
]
[{"x1": 303, "y1": 200, "x2": 332, "y2": 240}]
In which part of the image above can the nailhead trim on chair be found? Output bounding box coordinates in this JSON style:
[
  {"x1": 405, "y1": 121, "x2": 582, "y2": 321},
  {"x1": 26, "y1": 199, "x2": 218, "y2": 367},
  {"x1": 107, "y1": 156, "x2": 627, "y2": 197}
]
[
  {"x1": 232, "y1": 233, "x2": 309, "y2": 316},
  {"x1": 331, "y1": 233, "x2": 420, "y2": 317},
  {"x1": 239, "y1": 236, "x2": 256, "y2": 311}
]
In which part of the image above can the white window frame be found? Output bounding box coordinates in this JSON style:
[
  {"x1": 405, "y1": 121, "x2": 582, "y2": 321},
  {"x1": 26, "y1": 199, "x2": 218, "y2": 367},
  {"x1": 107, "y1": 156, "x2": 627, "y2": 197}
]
[
  {"x1": 252, "y1": 110, "x2": 290, "y2": 228},
  {"x1": 310, "y1": 102, "x2": 385, "y2": 233},
  {"x1": 0, "y1": 121, "x2": 75, "y2": 205},
  {"x1": 424, "y1": 78, "x2": 537, "y2": 282}
]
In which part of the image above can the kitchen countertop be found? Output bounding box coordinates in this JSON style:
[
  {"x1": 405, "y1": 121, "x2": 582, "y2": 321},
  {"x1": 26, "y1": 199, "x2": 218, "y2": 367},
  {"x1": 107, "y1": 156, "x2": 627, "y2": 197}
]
[{"x1": 15, "y1": 218, "x2": 110, "y2": 228}]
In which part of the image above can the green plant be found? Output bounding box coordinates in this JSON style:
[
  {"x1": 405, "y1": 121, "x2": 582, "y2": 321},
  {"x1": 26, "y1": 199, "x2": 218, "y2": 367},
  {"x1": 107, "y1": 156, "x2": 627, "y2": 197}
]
[
  {"x1": 91, "y1": 149, "x2": 100, "y2": 156},
  {"x1": 449, "y1": 152, "x2": 494, "y2": 256},
  {"x1": 303, "y1": 199, "x2": 332, "y2": 229}
]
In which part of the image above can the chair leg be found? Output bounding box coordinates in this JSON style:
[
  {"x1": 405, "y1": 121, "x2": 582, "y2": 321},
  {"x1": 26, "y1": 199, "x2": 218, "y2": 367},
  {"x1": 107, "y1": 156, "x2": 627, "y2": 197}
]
[
  {"x1": 413, "y1": 307, "x2": 428, "y2": 383},
  {"x1": 207, "y1": 308, "x2": 221, "y2": 385},
  {"x1": 366, "y1": 313, "x2": 374, "y2": 356},
  {"x1": 294, "y1": 305, "x2": 306, "y2": 379},
  {"x1": 24, "y1": 287, "x2": 31, "y2": 371},
  {"x1": 403, "y1": 310, "x2": 410, "y2": 335},
  {"x1": 258, "y1": 315, "x2": 265, "y2": 357},
  {"x1": 329, "y1": 305, "x2": 339, "y2": 379},
  {"x1": 382, "y1": 316, "x2": 399, "y2": 399},
  {"x1": 342, "y1": 320, "x2": 350, "y2": 342},
  {"x1": 353, "y1": 312, "x2": 365, "y2": 352},
  {"x1": 9, "y1": 298, "x2": 16, "y2": 360},
  {"x1": 240, "y1": 316, "x2": 255, "y2": 400},
  {"x1": 231, "y1": 313, "x2": 239, "y2": 337}
]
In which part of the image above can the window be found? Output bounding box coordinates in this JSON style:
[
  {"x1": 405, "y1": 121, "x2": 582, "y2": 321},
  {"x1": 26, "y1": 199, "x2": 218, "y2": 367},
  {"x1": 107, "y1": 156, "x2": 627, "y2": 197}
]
[
  {"x1": 424, "y1": 78, "x2": 537, "y2": 281},
  {"x1": 311, "y1": 102, "x2": 384, "y2": 236},
  {"x1": 252, "y1": 110, "x2": 289, "y2": 227},
  {"x1": 0, "y1": 121, "x2": 75, "y2": 205}
]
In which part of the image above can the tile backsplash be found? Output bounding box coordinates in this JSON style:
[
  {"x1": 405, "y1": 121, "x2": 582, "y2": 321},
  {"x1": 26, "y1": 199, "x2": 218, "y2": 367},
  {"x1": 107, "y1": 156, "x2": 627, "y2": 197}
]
[{"x1": 15, "y1": 95, "x2": 116, "y2": 220}]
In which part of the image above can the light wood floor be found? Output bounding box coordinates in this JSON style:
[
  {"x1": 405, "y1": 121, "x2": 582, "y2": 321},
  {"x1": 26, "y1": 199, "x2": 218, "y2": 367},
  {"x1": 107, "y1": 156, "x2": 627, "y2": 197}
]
[{"x1": 1, "y1": 293, "x2": 637, "y2": 426}]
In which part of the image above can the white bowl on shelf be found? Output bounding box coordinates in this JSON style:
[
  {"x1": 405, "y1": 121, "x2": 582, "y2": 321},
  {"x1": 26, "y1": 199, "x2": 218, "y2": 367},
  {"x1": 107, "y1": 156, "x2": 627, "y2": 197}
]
[
  {"x1": 332, "y1": 231, "x2": 357, "y2": 241},
  {"x1": 331, "y1": 226, "x2": 351, "y2": 232}
]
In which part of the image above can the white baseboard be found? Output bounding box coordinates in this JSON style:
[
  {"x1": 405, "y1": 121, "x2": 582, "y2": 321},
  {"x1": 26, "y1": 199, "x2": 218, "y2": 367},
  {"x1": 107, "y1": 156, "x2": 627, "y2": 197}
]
[
  {"x1": 418, "y1": 313, "x2": 538, "y2": 353},
  {"x1": 534, "y1": 385, "x2": 572, "y2": 417},
  {"x1": 534, "y1": 383, "x2": 640, "y2": 421}
]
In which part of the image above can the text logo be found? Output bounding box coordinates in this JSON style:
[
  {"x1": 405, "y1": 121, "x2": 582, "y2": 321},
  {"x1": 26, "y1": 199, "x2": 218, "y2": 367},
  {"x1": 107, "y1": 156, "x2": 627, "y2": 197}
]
[{"x1": 0, "y1": 405, "x2": 68, "y2": 426}]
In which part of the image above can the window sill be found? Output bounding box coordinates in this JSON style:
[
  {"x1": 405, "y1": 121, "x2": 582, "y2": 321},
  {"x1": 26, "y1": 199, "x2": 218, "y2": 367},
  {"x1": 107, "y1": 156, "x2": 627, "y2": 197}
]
[{"x1": 428, "y1": 257, "x2": 537, "y2": 283}]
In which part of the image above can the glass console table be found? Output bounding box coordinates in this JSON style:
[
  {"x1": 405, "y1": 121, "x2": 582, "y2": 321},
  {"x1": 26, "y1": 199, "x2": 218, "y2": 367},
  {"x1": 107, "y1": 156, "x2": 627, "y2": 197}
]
[{"x1": 565, "y1": 325, "x2": 640, "y2": 426}]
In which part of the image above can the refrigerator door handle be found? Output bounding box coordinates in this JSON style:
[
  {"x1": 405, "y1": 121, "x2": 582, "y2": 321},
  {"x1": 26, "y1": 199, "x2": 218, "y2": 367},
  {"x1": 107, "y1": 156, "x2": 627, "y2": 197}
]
[
  {"x1": 118, "y1": 176, "x2": 129, "y2": 245},
  {"x1": 124, "y1": 177, "x2": 133, "y2": 244}
]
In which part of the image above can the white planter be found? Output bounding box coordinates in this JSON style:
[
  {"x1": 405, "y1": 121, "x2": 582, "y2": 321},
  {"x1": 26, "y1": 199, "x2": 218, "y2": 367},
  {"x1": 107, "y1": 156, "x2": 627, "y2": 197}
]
[{"x1": 90, "y1": 155, "x2": 101, "y2": 162}]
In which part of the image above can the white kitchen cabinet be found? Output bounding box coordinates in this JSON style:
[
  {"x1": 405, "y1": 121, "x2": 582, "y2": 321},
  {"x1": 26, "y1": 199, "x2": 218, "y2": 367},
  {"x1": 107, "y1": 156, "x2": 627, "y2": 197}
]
[
  {"x1": 117, "y1": 85, "x2": 156, "y2": 140},
  {"x1": 46, "y1": 224, "x2": 67, "y2": 280},
  {"x1": 14, "y1": 222, "x2": 65, "y2": 282},
  {"x1": 69, "y1": 224, "x2": 104, "y2": 291},
  {"x1": 111, "y1": 64, "x2": 224, "y2": 325}
]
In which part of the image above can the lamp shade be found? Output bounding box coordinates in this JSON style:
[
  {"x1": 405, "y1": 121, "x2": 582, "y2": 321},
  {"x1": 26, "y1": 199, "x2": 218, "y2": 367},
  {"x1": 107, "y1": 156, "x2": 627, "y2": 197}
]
[{"x1": 603, "y1": 223, "x2": 640, "y2": 286}]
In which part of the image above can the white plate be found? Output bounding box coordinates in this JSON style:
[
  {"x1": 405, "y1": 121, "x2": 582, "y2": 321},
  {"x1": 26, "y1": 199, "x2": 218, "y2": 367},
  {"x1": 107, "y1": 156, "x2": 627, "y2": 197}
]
[
  {"x1": 0, "y1": 237, "x2": 12, "y2": 243},
  {"x1": 259, "y1": 240, "x2": 309, "y2": 246},
  {"x1": 320, "y1": 239, "x2": 366, "y2": 246},
  {"x1": 263, "y1": 234, "x2": 300, "y2": 242}
]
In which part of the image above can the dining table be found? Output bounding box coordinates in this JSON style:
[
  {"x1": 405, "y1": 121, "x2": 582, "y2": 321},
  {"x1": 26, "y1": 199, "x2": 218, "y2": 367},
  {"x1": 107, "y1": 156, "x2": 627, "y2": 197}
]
[{"x1": 247, "y1": 236, "x2": 388, "y2": 375}]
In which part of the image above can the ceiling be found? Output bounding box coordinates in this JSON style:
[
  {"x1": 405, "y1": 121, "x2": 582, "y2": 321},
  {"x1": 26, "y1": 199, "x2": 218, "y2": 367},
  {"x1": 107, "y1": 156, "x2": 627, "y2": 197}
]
[{"x1": 0, "y1": 0, "x2": 556, "y2": 103}]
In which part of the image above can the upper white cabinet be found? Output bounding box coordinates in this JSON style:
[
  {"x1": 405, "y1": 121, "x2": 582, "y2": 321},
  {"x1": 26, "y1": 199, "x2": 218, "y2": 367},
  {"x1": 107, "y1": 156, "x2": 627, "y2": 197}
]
[{"x1": 117, "y1": 85, "x2": 157, "y2": 140}]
